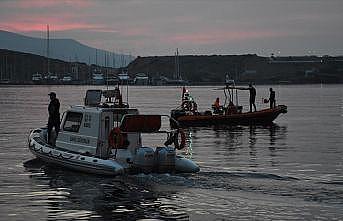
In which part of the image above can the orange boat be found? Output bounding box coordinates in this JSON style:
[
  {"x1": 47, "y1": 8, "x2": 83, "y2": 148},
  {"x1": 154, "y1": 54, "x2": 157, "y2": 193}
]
[
  {"x1": 171, "y1": 105, "x2": 287, "y2": 127},
  {"x1": 171, "y1": 81, "x2": 287, "y2": 127}
]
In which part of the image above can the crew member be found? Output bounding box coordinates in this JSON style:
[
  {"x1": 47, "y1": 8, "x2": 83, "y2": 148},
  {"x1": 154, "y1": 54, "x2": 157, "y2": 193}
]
[
  {"x1": 47, "y1": 92, "x2": 60, "y2": 145},
  {"x1": 213, "y1": 97, "x2": 220, "y2": 113},
  {"x1": 269, "y1": 87, "x2": 276, "y2": 109},
  {"x1": 248, "y1": 83, "x2": 257, "y2": 112}
]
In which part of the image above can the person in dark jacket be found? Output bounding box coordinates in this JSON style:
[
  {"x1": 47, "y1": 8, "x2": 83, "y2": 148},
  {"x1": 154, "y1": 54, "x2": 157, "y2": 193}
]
[
  {"x1": 269, "y1": 88, "x2": 276, "y2": 109},
  {"x1": 47, "y1": 92, "x2": 60, "y2": 145},
  {"x1": 248, "y1": 83, "x2": 257, "y2": 112}
]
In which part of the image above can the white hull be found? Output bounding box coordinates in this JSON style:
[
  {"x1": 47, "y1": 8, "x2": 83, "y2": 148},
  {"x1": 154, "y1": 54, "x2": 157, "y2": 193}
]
[
  {"x1": 29, "y1": 130, "x2": 125, "y2": 175},
  {"x1": 28, "y1": 128, "x2": 199, "y2": 176}
]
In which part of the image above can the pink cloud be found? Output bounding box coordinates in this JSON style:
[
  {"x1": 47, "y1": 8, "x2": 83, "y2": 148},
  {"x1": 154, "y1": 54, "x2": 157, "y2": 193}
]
[
  {"x1": 0, "y1": 0, "x2": 98, "y2": 32},
  {"x1": 0, "y1": 22, "x2": 102, "y2": 32},
  {"x1": 0, "y1": 11, "x2": 106, "y2": 32},
  {"x1": 5, "y1": 0, "x2": 93, "y2": 9}
]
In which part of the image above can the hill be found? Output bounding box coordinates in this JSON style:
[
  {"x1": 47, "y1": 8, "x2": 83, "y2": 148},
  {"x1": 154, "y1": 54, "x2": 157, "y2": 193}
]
[
  {"x1": 0, "y1": 30, "x2": 134, "y2": 67},
  {"x1": 128, "y1": 55, "x2": 343, "y2": 84}
]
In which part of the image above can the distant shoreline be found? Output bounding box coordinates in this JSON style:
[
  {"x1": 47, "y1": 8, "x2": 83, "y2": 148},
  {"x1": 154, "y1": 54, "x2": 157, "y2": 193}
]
[
  {"x1": 1, "y1": 48, "x2": 343, "y2": 85},
  {"x1": 1, "y1": 82, "x2": 341, "y2": 86}
]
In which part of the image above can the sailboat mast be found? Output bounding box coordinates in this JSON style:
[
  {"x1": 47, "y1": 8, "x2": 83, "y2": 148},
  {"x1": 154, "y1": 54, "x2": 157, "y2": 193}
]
[
  {"x1": 174, "y1": 48, "x2": 182, "y2": 80},
  {"x1": 106, "y1": 52, "x2": 109, "y2": 90},
  {"x1": 95, "y1": 49, "x2": 98, "y2": 66},
  {"x1": 174, "y1": 49, "x2": 178, "y2": 80},
  {"x1": 177, "y1": 48, "x2": 180, "y2": 80},
  {"x1": 0, "y1": 56, "x2": 3, "y2": 81},
  {"x1": 112, "y1": 52, "x2": 116, "y2": 68},
  {"x1": 47, "y1": 24, "x2": 50, "y2": 74}
]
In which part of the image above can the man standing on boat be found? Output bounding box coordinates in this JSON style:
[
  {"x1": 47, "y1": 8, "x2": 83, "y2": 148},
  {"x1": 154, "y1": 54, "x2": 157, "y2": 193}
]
[
  {"x1": 269, "y1": 88, "x2": 276, "y2": 109},
  {"x1": 47, "y1": 92, "x2": 60, "y2": 145},
  {"x1": 248, "y1": 83, "x2": 257, "y2": 112},
  {"x1": 213, "y1": 97, "x2": 221, "y2": 114}
]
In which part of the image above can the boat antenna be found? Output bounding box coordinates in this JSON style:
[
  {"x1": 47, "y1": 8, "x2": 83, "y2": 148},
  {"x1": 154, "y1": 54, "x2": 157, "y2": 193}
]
[
  {"x1": 120, "y1": 68, "x2": 123, "y2": 96},
  {"x1": 126, "y1": 79, "x2": 129, "y2": 105},
  {"x1": 223, "y1": 87, "x2": 228, "y2": 107},
  {"x1": 106, "y1": 51, "x2": 109, "y2": 91},
  {"x1": 235, "y1": 81, "x2": 239, "y2": 106}
]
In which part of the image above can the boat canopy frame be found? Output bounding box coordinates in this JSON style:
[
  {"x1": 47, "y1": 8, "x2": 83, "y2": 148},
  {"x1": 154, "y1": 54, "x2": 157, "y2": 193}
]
[{"x1": 224, "y1": 79, "x2": 239, "y2": 107}]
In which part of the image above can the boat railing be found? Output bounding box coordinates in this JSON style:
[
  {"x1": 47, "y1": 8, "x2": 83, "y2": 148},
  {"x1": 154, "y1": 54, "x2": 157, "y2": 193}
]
[{"x1": 84, "y1": 89, "x2": 129, "y2": 108}]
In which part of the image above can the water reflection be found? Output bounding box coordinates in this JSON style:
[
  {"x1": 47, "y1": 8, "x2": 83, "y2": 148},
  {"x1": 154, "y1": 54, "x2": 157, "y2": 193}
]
[
  {"x1": 247, "y1": 124, "x2": 288, "y2": 148},
  {"x1": 188, "y1": 124, "x2": 287, "y2": 150},
  {"x1": 189, "y1": 125, "x2": 245, "y2": 150},
  {"x1": 185, "y1": 124, "x2": 288, "y2": 169},
  {"x1": 183, "y1": 129, "x2": 194, "y2": 157},
  {"x1": 24, "y1": 159, "x2": 190, "y2": 220}
]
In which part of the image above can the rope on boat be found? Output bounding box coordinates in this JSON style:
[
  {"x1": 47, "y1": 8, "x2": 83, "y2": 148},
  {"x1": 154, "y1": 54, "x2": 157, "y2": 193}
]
[
  {"x1": 32, "y1": 143, "x2": 42, "y2": 152},
  {"x1": 36, "y1": 146, "x2": 43, "y2": 152},
  {"x1": 59, "y1": 153, "x2": 74, "y2": 160},
  {"x1": 39, "y1": 147, "x2": 52, "y2": 156}
]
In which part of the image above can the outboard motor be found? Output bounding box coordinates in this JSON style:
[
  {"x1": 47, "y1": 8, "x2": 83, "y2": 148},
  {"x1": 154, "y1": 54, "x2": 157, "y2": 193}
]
[
  {"x1": 155, "y1": 146, "x2": 176, "y2": 173},
  {"x1": 133, "y1": 147, "x2": 155, "y2": 173}
]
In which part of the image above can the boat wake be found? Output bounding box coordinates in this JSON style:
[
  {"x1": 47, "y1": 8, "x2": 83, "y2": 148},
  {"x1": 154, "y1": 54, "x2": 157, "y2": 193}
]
[
  {"x1": 200, "y1": 171, "x2": 299, "y2": 181},
  {"x1": 24, "y1": 158, "x2": 343, "y2": 207}
]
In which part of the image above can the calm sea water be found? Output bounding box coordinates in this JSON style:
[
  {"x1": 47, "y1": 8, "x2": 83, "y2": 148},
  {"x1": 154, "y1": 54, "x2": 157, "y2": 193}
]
[{"x1": 0, "y1": 84, "x2": 342, "y2": 220}]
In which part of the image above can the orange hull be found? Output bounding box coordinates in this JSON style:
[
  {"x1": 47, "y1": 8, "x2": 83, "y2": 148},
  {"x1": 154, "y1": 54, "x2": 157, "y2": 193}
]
[{"x1": 172, "y1": 105, "x2": 287, "y2": 127}]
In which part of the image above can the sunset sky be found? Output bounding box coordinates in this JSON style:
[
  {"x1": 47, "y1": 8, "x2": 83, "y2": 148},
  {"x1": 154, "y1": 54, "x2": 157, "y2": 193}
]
[{"x1": 0, "y1": 0, "x2": 342, "y2": 56}]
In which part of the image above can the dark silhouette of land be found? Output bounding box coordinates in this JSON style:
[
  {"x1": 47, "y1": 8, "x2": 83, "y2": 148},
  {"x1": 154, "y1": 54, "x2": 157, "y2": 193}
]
[
  {"x1": 1, "y1": 49, "x2": 342, "y2": 85},
  {"x1": 0, "y1": 49, "x2": 116, "y2": 84},
  {"x1": 128, "y1": 54, "x2": 343, "y2": 84}
]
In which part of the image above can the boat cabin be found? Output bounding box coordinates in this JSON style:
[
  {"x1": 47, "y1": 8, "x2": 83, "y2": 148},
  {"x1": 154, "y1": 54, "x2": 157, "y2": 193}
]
[
  {"x1": 55, "y1": 89, "x2": 141, "y2": 158},
  {"x1": 29, "y1": 88, "x2": 200, "y2": 175}
]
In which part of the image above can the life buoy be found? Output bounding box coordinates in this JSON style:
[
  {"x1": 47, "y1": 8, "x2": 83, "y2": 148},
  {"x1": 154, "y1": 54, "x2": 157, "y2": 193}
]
[
  {"x1": 108, "y1": 127, "x2": 124, "y2": 148},
  {"x1": 181, "y1": 101, "x2": 190, "y2": 110},
  {"x1": 173, "y1": 129, "x2": 186, "y2": 150}
]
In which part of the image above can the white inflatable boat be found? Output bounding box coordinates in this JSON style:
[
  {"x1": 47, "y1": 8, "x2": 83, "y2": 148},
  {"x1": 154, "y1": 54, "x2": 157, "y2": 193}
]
[{"x1": 28, "y1": 89, "x2": 199, "y2": 176}]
